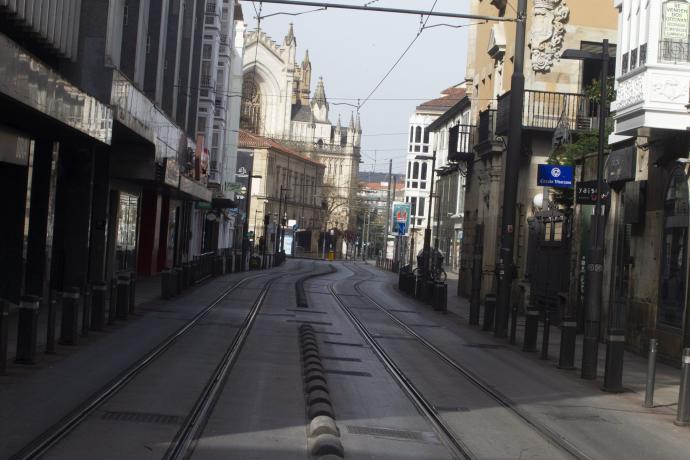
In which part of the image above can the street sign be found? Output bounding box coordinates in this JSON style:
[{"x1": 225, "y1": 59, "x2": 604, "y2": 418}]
[
  {"x1": 576, "y1": 180, "x2": 610, "y2": 205},
  {"x1": 537, "y1": 164, "x2": 574, "y2": 188},
  {"x1": 392, "y1": 202, "x2": 411, "y2": 235}
]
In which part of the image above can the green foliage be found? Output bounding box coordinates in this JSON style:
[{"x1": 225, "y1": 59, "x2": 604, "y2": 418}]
[{"x1": 583, "y1": 75, "x2": 617, "y2": 106}]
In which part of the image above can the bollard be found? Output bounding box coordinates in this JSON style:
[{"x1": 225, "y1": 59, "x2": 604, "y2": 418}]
[
  {"x1": 129, "y1": 273, "x2": 136, "y2": 315},
  {"x1": 81, "y1": 284, "x2": 92, "y2": 337},
  {"x1": 16, "y1": 295, "x2": 40, "y2": 364},
  {"x1": 482, "y1": 295, "x2": 496, "y2": 332},
  {"x1": 509, "y1": 304, "x2": 518, "y2": 345},
  {"x1": 603, "y1": 327, "x2": 626, "y2": 393},
  {"x1": 558, "y1": 319, "x2": 577, "y2": 370},
  {"x1": 644, "y1": 339, "x2": 658, "y2": 408},
  {"x1": 182, "y1": 264, "x2": 190, "y2": 290},
  {"x1": 90, "y1": 283, "x2": 107, "y2": 331},
  {"x1": 60, "y1": 287, "x2": 81, "y2": 345},
  {"x1": 108, "y1": 278, "x2": 118, "y2": 324},
  {"x1": 540, "y1": 310, "x2": 551, "y2": 360},
  {"x1": 1, "y1": 299, "x2": 9, "y2": 374},
  {"x1": 675, "y1": 348, "x2": 690, "y2": 426},
  {"x1": 116, "y1": 275, "x2": 130, "y2": 320},
  {"x1": 175, "y1": 267, "x2": 184, "y2": 294},
  {"x1": 415, "y1": 276, "x2": 424, "y2": 301},
  {"x1": 161, "y1": 269, "x2": 171, "y2": 300},
  {"x1": 46, "y1": 291, "x2": 58, "y2": 354},
  {"x1": 424, "y1": 280, "x2": 435, "y2": 305},
  {"x1": 523, "y1": 309, "x2": 539, "y2": 352},
  {"x1": 433, "y1": 282, "x2": 447, "y2": 313}
]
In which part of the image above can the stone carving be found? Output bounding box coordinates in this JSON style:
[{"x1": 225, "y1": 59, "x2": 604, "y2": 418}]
[
  {"x1": 650, "y1": 77, "x2": 686, "y2": 102},
  {"x1": 529, "y1": 0, "x2": 570, "y2": 72},
  {"x1": 614, "y1": 74, "x2": 645, "y2": 110}
]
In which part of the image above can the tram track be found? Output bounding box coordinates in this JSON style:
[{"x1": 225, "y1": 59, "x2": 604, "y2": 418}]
[
  {"x1": 326, "y1": 263, "x2": 592, "y2": 460},
  {"x1": 14, "y1": 263, "x2": 314, "y2": 460}
]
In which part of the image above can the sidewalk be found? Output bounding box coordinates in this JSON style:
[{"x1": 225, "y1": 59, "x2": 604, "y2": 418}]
[{"x1": 379, "y1": 264, "x2": 683, "y2": 415}]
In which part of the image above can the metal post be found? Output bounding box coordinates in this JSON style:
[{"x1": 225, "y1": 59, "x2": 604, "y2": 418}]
[
  {"x1": 495, "y1": 0, "x2": 527, "y2": 339},
  {"x1": 582, "y1": 39, "x2": 610, "y2": 380},
  {"x1": 46, "y1": 290, "x2": 58, "y2": 354},
  {"x1": 81, "y1": 284, "x2": 91, "y2": 337},
  {"x1": 423, "y1": 152, "x2": 437, "y2": 281},
  {"x1": 91, "y1": 282, "x2": 107, "y2": 331},
  {"x1": 60, "y1": 287, "x2": 81, "y2": 345},
  {"x1": 523, "y1": 309, "x2": 539, "y2": 352},
  {"x1": 116, "y1": 275, "x2": 130, "y2": 320},
  {"x1": 16, "y1": 295, "x2": 40, "y2": 364},
  {"x1": 644, "y1": 339, "x2": 658, "y2": 408},
  {"x1": 384, "y1": 159, "x2": 392, "y2": 262},
  {"x1": 675, "y1": 348, "x2": 690, "y2": 426}
]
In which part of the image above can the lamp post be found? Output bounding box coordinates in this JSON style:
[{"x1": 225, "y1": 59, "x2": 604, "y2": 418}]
[
  {"x1": 415, "y1": 153, "x2": 436, "y2": 280},
  {"x1": 238, "y1": 171, "x2": 262, "y2": 270},
  {"x1": 562, "y1": 40, "x2": 612, "y2": 383},
  {"x1": 274, "y1": 186, "x2": 289, "y2": 266}
]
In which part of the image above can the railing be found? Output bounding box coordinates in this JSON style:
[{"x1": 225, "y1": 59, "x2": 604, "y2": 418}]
[
  {"x1": 497, "y1": 90, "x2": 597, "y2": 133},
  {"x1": 205, "y1": 2, "x2": 218, "y2": 14},
  {"x1": 659, "y1": 40, "x2": 690, "y2": 64},
  {"x1": 448, "y1": 124, "x2": 476, "y2": 163},
  {"x1": 200, "y1": 75, "x2": 215, "y2": 89}
]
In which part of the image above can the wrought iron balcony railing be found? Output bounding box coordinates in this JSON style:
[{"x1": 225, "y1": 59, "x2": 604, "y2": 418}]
[
  {"x1": 478, "y1": 109, "x2": 498, "y2": 144},
  {"x1": 448, "y1": 124, "x2": 476, "y2": 163},
  {"x1": 496, "y1": 90, "x2": 597, "y2": 135},
  {"x1": 200, "y1": 75, "x2": 215, "y2": 89}
]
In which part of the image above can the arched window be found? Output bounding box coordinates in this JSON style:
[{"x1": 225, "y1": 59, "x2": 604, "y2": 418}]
[
  {"x1": 421, "y1": 162, "x2": 428, "y2": 180},
  {"x1": 409, "y1": 126, "x2": 414, "y2": 143},
  {"x1": 423, "y1": 128, "x2": 429, "y2": 144},
  {"x1": 412, "y1": 162, "x2": 419, "y2": 179},
  {"x1": 240, "y1": 77, "x2": 261, "y2": 133},
  {"x1": 407, "y1": 161, "x2": 411, "y2": 177},
  {"x1": 415, "y1": 126, "x2": 422, "y2": 143},
  {"x1": 659, "y1": 167, "x2": 689, "y2": 328}
]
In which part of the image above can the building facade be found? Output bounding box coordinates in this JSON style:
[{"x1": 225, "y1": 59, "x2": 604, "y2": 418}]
[
  {"x1": 240, "y1": 25, "x2": 361, "y2": 255},
  {"x1": 403, "y1": 86, "x2": 466, "y2": 265},
  {"x1": 460, "y1": 0, "x2": 618, "y2": 310},
  {"x1": 238, "y1": 130, "x2": 325, "y2": 260},
  {"x1": 604, "y1": 0, "x2": 690, "y2": 362}
]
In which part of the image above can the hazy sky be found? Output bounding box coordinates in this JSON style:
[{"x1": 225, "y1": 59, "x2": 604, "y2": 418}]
[{"x1": 243, "y1": 0, "x2": 471, "y2": 174}]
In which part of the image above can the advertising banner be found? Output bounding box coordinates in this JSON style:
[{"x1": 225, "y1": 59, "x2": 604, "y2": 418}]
[
  {"x1": 537, "y1": 164, "x2": 574, "y2": 188},
  {"x1": 392, "y1": 202, "x2": 411, "y2": 235}
]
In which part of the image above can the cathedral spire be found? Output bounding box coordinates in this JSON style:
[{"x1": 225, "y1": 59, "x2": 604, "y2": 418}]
[
  {"x1": 355, "y1": 112, "x2": 361, "y2": 132},
  {"x1": 313, "y1": 77, "x2": 327, "y2": 107},
  {"x1": 349, "y1": 111, "x2": 355, "y2": 129},
  {"x1": 284, "y1": 23, "x2": 296, "y2": 46},
  {"x1": 302, "y1": 49, "x2": 311, "y2": 67}
]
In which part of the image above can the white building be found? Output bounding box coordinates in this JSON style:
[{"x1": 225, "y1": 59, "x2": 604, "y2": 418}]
[
  {"x1": 241, "y1": 24, "x2": 361, "y2": 248},
  {"x1": 403, "y1": 86, "x2": 466, "y2": 263}
]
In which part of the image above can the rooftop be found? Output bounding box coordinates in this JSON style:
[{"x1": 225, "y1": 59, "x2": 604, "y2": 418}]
[
  {"x1": 416, "y1": 86, "x2": 467, "y2": 112},
  {"x1": 238, "y1": 130, "x2": 324, "y2": 167}
]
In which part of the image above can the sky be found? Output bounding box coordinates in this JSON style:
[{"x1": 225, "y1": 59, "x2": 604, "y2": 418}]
[{"x1": 242, "y1": 0, "x2": 471, "y2": 174}]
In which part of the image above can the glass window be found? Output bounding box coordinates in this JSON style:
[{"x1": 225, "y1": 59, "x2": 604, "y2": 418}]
[
  {"x1": 410, "y1": 197, "x2": 417, "y2": 216},
  {"x1": 423, "y1": 128, "x2": 429, "y2": 144},
  {"x1": 116, "y1": 193, "x2": 139, "y2": 271},
  {"x1": 418, "y1": 197, "x2": 426, "y2": 216},
  {"x1": 409, "y1": 126, "x2": 414, "y2": 143},
  {"x1": 420, "y1": 181, "x2": 426, "y2": 190},
  {"x1": 659, "y1": 167, "x2": 689, "y2": 328},
  {"x1": 413, "y1": 162, "x2": 419, "y2": 179},
  {"x1": 421, "y1": 163, "x2": 427, "y2": 180},
  {"x1": 415, "y1": 126, "x2": 422, "y2": 143},
  {"x1": 412, "y1": 181, "x2": 418, "y2": 188}
]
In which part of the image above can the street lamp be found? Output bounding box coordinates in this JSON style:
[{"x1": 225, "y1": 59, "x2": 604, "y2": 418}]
[
  {"x1": 561, "y1": 40, "x2": 613, "y2": 386},
  {"x1": 415, "y1": 152, "x2": 436, "y2": 281},
  {"x1": 236, "y1": 171, "x2": 262, "y2": 270}
]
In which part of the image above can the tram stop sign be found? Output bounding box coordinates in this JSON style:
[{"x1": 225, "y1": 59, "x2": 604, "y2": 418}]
[{"x1": 397, "y1": 221, "x2": 407, "y2": 235}]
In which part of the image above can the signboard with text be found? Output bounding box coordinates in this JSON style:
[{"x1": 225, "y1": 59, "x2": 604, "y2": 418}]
[
  {"x1": 392, "y1": 202, "x2": 411, "y2": 236},
  {"x1": 537, "y1": 164, "x2": 574, "y2": 188},
  {"x1": 576, "y1": 181, "x2": 611, "y2": 205}
]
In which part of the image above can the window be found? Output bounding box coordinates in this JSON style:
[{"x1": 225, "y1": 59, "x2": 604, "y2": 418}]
[
  {"x1": 409, "y1": 127, "x2": 414, "y2": 143},
  {"x1": 423, "y1": 128, "x2": 429, "y2": 144},
  {"x1": 407, "y1": 161, "x2": 411, "y2": 177},
  {"x1": 415, "y1": 126, "x2": 422, "y2": 143},
  {"x1": 418, "y1": 197, "x2": 426, "y2": 216},
  {"x1": 203, "y1": 44, "x2": 212, "y2": 59},
  {"x1": 659, "y1": 167, "x2": 689, "y2": 328},
  {"x1": 412, "y1": 162, "x2": 419, "y2": 179},
  {"x1": 411, "y1": 181, "x2": 418, "y2": 188},
  {"x1": 410, "y1": 197, "x2": 417, "y2": 216},
  {"x1": 421, "y1": 163, "x2": 427, "y2": 180},
  {"x1": 240, "y1": 77, "x2": 261, "y2": 133},
  {"x1": 197, "y1": 116, "x2": 207, "y2": 133}
]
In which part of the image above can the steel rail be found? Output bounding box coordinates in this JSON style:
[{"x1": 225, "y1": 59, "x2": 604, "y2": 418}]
[
  {"x1": 349, "y1": 265, "x2": 592, "y2": 460},
  {"x1": 165, "y1": 274, "x2": 279, "y2": 459},
  {"x1": 13, "y1": 270, "x2": 279, "y2": 460},
  {"x1": 240, "y1": 0, "x2": 516, "y2": 22},
  {"x1": 326, "y1": 282, "x2": 474, "y2": 460}
]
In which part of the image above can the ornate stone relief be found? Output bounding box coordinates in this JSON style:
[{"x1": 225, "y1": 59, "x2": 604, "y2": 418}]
[
  {"x1": 614, "y1": 74, "x2": 646, "y2": 111},
  {"x1": 650, "y1": 77, "x2": 686, "y2": 102},
  {"x1": 529, "y1": 0, "x2": 570, "y2": 72}
]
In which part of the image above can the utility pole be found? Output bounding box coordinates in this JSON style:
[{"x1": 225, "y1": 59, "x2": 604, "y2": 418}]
[
  {"x1": 383, "y1": 159, "x2": 392, "y2": 263},
  {"x1": 587, "y1": 39, "x2": 611, "y2": 382},
  {"x1": 494, "y1": 0, "x2": 527, "y2": 338},
  {"x1": 423, "y1": 151, "x2": 437, "y2": 279}
]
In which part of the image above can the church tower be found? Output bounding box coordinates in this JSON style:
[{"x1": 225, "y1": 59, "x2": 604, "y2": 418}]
[
  {"x1": 354, "y1": 112, "x2": 362, "y2": 147},
  {"x1": 284, "y1": 23, "x2": 297, "y2": 65},
  {"x1": 298, "y1": 50, "x2": 312, "y2": 105},
  {"x1": 311, "y1": 77, "x2": 329, "y2": 122}
]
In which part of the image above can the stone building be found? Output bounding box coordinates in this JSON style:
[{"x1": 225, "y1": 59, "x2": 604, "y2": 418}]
[
  {"x1": 604, "y1": 0, "x2": 690, "y2": 362},
  {"x1": 460, "y1": 0, "x2": 618, "y2": 313},
  {"x1": 241, "y1": 25, "x2": 361, "y2": 254}
]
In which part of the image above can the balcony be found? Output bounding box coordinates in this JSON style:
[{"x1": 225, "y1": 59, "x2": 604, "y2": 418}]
[
  {"x1": 496, "y1": 90, "x2": 597, "y2": 135},
  {"x1": 200, "y1": 75, "x2": 215, "y2": 89},
  {"x1": 448, "y1": 124, "x2": 475, "y2": 163},
  {"x1": 206, "y1": 2, "x2": 218, "y2": 15},
  {"x1": 475, "y1": 109, "x2": 504, "y2": 158}
]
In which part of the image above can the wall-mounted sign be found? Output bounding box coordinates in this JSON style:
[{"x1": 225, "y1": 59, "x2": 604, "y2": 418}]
[
  {"x1": 575, "y1": 180, "x2": 611, "y2": 205},
  {"x1": 662, "y1": 0, "x2": 690, "y2": 41},
  {"x1": 164, "y1": 158, "x2": 180, "y2": 188},
  {"x1": 392, "y1": 202, "x2": 411, "y2": 235},
  {"x1": 537, "y1": 164, "x2": 574, "y2": 188}
]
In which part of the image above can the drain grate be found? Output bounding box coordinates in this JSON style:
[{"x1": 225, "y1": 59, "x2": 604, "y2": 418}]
[
  {"x1": 101, "y1": 411, "x2": 184, "y2": 425},
  {"x1": 346, "y1": 425, "x2": 434, "y2": 442},
  {"x1": 463, "y1": 343, "x2": 505, "y2": 349}
]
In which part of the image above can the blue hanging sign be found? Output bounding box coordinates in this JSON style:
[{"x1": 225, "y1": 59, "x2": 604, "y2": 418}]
[{"x1": 537, "y1": 164, "x2": 574, "y2": 188}]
